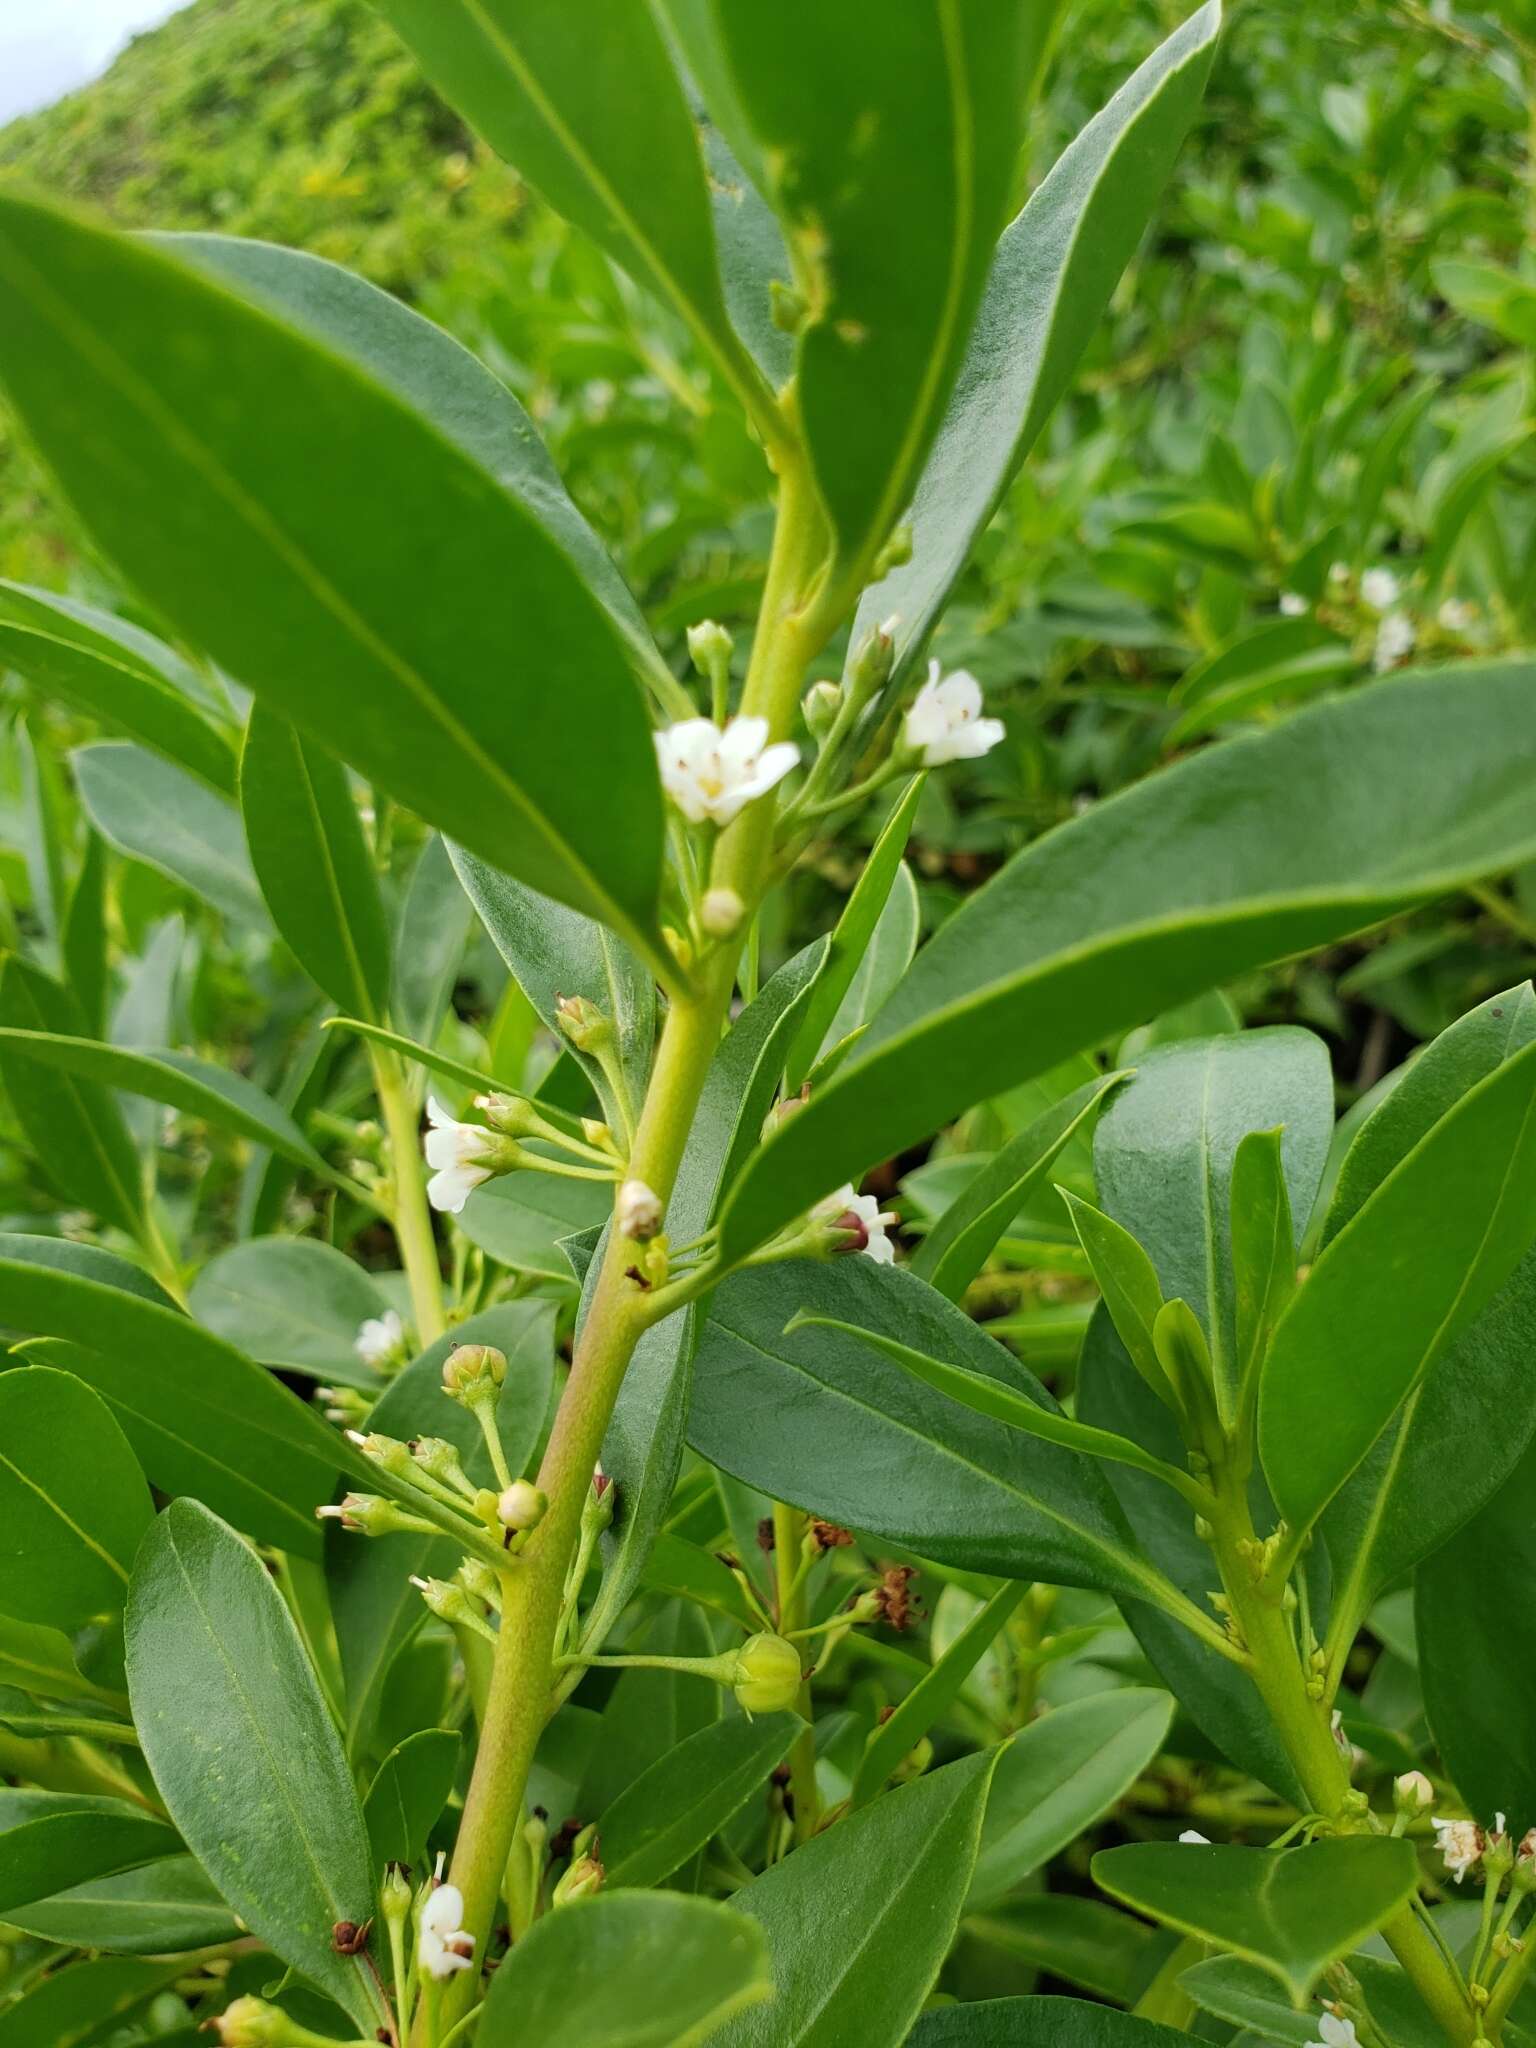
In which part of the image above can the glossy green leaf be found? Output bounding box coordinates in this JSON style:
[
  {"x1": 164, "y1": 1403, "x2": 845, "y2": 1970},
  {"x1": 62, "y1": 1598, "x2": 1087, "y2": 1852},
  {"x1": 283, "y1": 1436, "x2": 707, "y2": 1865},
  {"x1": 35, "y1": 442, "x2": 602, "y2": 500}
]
[
  {"x1": 0, "y1": 1801, "x2": 179, "y2": 1915},
  {"x1": 458, "y1": 1166, "x2": 612, "y2": 1281},
  {"x1": 715, "y1": 1750, "x2": 999, "y2": 2047},
  {"x1": 915, "y1": 1073, "x2": 1126, "y2": 1303},
  {"x1": 0, "y1": 957, "x2": 143, "y2": 1235},
  {"x1": 961, "y1": 1897, "x2": 1156, "y2": 2005},
  {"x1": 714, "y1": 2, "x2": 1033, "y2": 581},
  {"x1": 1182, "y1": 1953, "x2": 1449, "y2": 2048},
  {"x1": 363, "y1": 1728, "x2": 460, "y2": 1873},
  {"x1": 374, "y1": 0, "x2": 776, "y2": 439},
  {"x1": 601, "y1": 1712, "x2": 797, "y2": 1889},
  {"x1": 0, "y1": 579, "x2": 235, "y2": 792},
  {"x1": 0, "y1": 1235, "x2": 347, "y2": 1556},
  {"x1": 392, "y1": 833, "x2": 476, "y2": 1049},
  {"x1": 1260, "y1": 1035, "x2": 1536, "y2": 1534},
  {"x1": 61, "y1": 829, "x2": 108, "y2": 1039},
  {"x1": 0, "y1": 1027, "x2": 329, "y2": 1173},
  {"x1": 0, "y1": 195, "x2": 669, "y2": 963},
  {"x1": 479, "y1": 1890, "x2": 771, "y2": 2046},
  {"x1": 126, "y1": 1500, "x2": 384, "y2": 2033},
  {"x1": 719, "y1": 663, "x2": 1536, "y2": 1262},
  {"x1": 0, "y1": 1611, "x2": 125, "y2": 1706},
  {"x1": 785, "y1": 779, "x2": 923, "y2": 1091},
  {"x1": 969, "y1": 1688, "x2": 1176, "y2": 1909},
  {"x1": 690, "y1": 1259, "x2": 1189, "y2": 1614},
  {"x1": 453, "y1": 845, "x2": 655, "y2": 1132},
  {"x1": 1092, "y1": 1837, "x2": 1419, "y2": 2005},
  {"x1": 911, "y1": 2001, "x2": 1190, "y2": 2047},
  {"x1": 1062, "y1": 1193, "x2": 1170, "y2": 1407},
  {"x1": 73, "y1": 741, "x2": 267, "y2": 926},
  {"x1": 846, "y1": 0, "x2": 1220, "y2": 704},
  {"x1": 0, "y1": 1367, "x2": 152, "y2": 1627},
  {"x1": 241, "y1": 705, "x2": 391, "y2": 1019},
  {"x1": 0, "y1": 1851, "x2": 239, "y2": 1957},
  {"x1": 1229, "y1": 1127, "x2": 1296, "y2": 1408},
  {"x1": 0, "y1": 1957, "x2": 186, "y2": 2048},
  {"x1": 189, "y1": 1237, "x2": 395, "y2": 1387}
]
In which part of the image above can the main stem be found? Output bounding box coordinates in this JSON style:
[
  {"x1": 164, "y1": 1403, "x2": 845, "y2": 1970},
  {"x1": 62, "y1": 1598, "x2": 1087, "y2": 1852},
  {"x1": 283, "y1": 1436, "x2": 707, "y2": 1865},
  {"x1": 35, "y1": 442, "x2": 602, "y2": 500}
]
[{"x1": 433, "y1": 461, "x2": 826, "y2": 2033}]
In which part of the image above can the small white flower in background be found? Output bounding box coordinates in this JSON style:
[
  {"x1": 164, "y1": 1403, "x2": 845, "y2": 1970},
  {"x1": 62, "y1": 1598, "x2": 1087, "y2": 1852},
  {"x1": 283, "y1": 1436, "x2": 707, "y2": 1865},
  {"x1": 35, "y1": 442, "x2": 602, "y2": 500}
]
[
  {"x1": 1373, "y1": 610, "x2": 1416, "y2": 674},
  {"x1": 654, "y1": 716, "x2": 799, "y2": 827},
  {"x1": 1439, "y1": 596, "x2": 1477, "y2": 632},
  {"x1": 904, "y1": 661, "x2": 1006, "y2": 767},
  {"x1": 1178, "y1": 1829, "x2": 1210, "y2": 1845},
  {"x1": 1328, "y1": 560, "x2": 1352, "y2": 585},
  {"x1": 418, "y1": 1856, "x2": 475, "y2": 1979},
  {"x1": 1361, "y1": 565, "x2": 1402, "y2": 610},
  {"x1": 617, "y1": 1178, "x2": 663, "y2": 1241},
  {"x1": 815, "y1": 1185, "x2": 898, "y2": 1264},
  {"x1": 1433, "y1": 1814, "x2": 1485, "y2": 1882},
  {"x1": 354, "y1": 1308, "x2": 404, "y2": 1369},
  {"x1": 423, "y1": 1096, "x2": 496, "y2": 1215},
  {"x1": 1278, "y1": 591, "x2": 1308, "y2": 617},
  {"x1": 1312, "y1": 2013, "x2": 1360, "y2": 2048}
]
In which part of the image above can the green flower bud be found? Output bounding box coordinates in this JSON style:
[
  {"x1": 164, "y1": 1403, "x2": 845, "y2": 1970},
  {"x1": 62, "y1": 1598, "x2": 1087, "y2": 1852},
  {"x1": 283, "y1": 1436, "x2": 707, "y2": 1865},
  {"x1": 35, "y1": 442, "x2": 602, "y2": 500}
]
[
  {"x1": 730, "y1": 1633, "x2": 804, "y2": 1715},
  {"x1": 555, "y1": 994, "x2": 611, "y2": 1053},
  {"x1": 381, "y1": 1862, "x2": 413, "y2": 1923},
  {"x1": 473, "y1": 1090, "x2": 544, "y2": 1138},
  {"x1": 687, "y1": 618, "x2": 734, "y2": 679},
  {"x1": 213, "y1": 1996, "x2": 338, "y2": 2048},
  {"x1": 442, "y1": 1344, "x2": 507, "y2": 1401},
  {"x1": 849, "y1": 614, "x2": 899, "y2": 697},
  {"x1": 552, "y1": 1850, "x2": 605, "y2": 1906},
  {"x1": 346, "y1": 1429, "x2": 415, "y2": 1480},
  {"x1": 316, "y1": 1492, "x2": 425, "y2": 1538},
  {"x1": 802, "y1": 678, "x2": 842, "y2": 739},
  {"x1": 582, "y1": 1465, "x2": 615, "y2": 1536},
  {"x1": 497, "y1": 1481, "x2": 548, "y2": 1532},
  {"x1": 700, "y1": 887, "x2": 745, "y2": 939},
  {"x1": 411, "y1": 1436, "x2": 474, "y2": 1495},
  {"x1": 410, "y1": 1574, "x2": 498, "y2": 1642}
]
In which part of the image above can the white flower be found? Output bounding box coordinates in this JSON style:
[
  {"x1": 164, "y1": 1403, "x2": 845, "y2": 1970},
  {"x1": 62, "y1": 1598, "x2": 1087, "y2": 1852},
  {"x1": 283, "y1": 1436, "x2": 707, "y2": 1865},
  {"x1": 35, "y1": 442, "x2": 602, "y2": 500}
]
[
  {"x1": 423, "y1": 1096, "x2": 496, "y2": 1215},
  {"x1": 815, "y1": 1185, "x2": 897, "y2": 1264},
  {"x1": 1373, "y1": 610, "x2": 1416, "y2": 673},
  {"x1": 654, "y1": 716, "x2": 799, "y2": 827},
  {"x1": 1278, "y1": 591, "x2": 1308, "y2": 617},
  {"x1": 1361, "y1": 566, "x2": 1401, "y2": 610},
  {"x1": 1439, "y1": 597, "x2": 1477, "y2": 632},
  {"x1": 1179, "y1": 1829, "x2": 1210, "y2": 1844},
  {"x1": 1313, "y1": 2015, "x2": 1360, "y2": 2048},
  {"x1": 419, "y1": 1870, "x2": 475, "y2": 1979},
  {"x1": 354, "y1": 1309, "x2": 404, "y2": 1369},
  {"x1": 1433, "y1": 1815, "x2": 1485, "y2": 1882},
  {"x1": 617, "y1": 1178, "x2": 663, "y2": 1241},
  {"x1": 1394, "y1": 1770, "x2": 1434, "y2": 1814},
  {"x1": 903, "y1": 661, "x2": 1005, "y2": 767}
]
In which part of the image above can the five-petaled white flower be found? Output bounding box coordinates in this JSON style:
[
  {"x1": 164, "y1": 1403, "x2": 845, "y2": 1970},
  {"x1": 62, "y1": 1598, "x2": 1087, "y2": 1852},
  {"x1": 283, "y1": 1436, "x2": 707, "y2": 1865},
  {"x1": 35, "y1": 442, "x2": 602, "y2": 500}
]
[
  {"x1": 354, "y1": 1308, "x2": 404, "y2": 1369},
  {"x1": 423, "y1": 1097, "x2": 496, "y2": 1215},
  {"x1": 904, "y1": 662, "x2": 1005, "y2": 768},
  {"x1": 418, "y1": 1860, "x2": 475, "y2": 1979},
  {"x1": 815, "y1": 1185, "x2": 898, "y2": 1264},
  {"x1": 1373, "y1": 610, "x2": 1416, "y2": 673},
  {"x1": 1311, "y1": 2014, "x2": 1360, "y2": 2048},
  {"x1": 1433, "y1": 1815, "x2": 1485, "y2": 1882},
  {"x1": 1361, "y1": 566, "x2": 1402, "y2": 610},
  {"x1": 654, "y1": 716, "x2": 799, "y2": 827}
]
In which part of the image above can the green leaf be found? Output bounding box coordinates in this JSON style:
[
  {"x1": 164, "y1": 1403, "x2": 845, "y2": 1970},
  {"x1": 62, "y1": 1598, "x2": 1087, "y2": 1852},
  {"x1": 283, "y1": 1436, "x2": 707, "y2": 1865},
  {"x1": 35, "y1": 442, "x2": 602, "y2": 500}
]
[
  {"x1": 0, "y1": 195, "x2": 669, "y2": 965},
  {"x1": 600, "y1": 1713, "x2": 798, "y2": 1890},
  {"x1": 914, "y1": 1073, "x2": 1126, "y2": 1303},
  {"x1": 846, "y1": 0, "x2": 1220, "y2": 707},
  {"x1": 714, "y1": 2, "x2": 1034, "y2": 581},
  {"x1": 0, "y1": 957, "x2": 143, "y2": 1235},
  {"x1": 453, "y1": 845, "x2": 655, "y2": 1132},
  {"x1": 0, "y1": 1028, "x2": 330, "y2": 1173},
  {"x1": 0, "y1": 1801, "x2": 180, "y2": 1915},
  {"x1": 392, "y1": 834, "x2": 476, "y2": 1049},
  {"x1": 0, "y1": 1852, "x2": 239, "y2": 1958},
  {"x1": 785, "y1": 779, "x2": 923, "y2": 1091},
  {"x1": 718, "y1": 663, "x2": 1536, "y2": 1263},
  {"x1": 240, "y1": 705, "x2": 391, "y2": 1020},
  {"x1": 363, "y1": 1728, "x2": 460, "y2": 1873},
  {"x1": 374, "y1": 0, "x2": 777, "y2": 442},
  {"x1": 0, "y1": 1235, "x2": 346, "y2": 1557},
  {"x1": 1260, "y1": 1034, "x2": 1536, "y2": 1535},
  {"x1": 1093, "y1": 1029, "x2": 1332, "y2": 1427},
  {"x1": 478, "y1": 1890, "x2": 771, "y2": 2046},
  {"x1": 125, "y1": 1500, "x2": 384, "y2": 2033},
  {"x1": 969, "y1": 1688, "x2": 1176, "y2": 1910},
  {"x1": 458, "y1": 1167, "x2": 613, "y2": 1281},
  {"x1": 62, "y1": 831, "x2": 108, "y2": 1040},
  {"x1": 1229, "y1": 1128, "x2": 1296, "y2": 1410},
  {"x1": 911, "y1": 2000, "x2": 1191, "y2": 2047},
  {"x1": 0, "y1": 1367, "x2": 152, "y2": 1627},
  {"x1": 0, "y1": 579, "x2": 236, "y2": 792},
  {"x1": 714, "y1": 1750, "x2": 999, "y2": 2047},
  {"x1": 1062, "y1": 1194, "x2": 1170, "y2": 1408},
  {"x1": 690, "y1": 1260, "x2": 1185, "y2": 1613},
  {"x1": 0, "y1": 1957, "x2": 186, "y2": 2048},
  {"x1": 0, "y1": 1611, "x2": 125, "y2": 1706},
  {"x1": 188, "y1": 1238, "x2": 394, "y2": 1387},
  {"x1": 1091, "y1": 1837, "x2": 1419, "y2": 2006},
  {"x1": 1182, "y1": 1953, "x2": 1451, "y2": 2048},
  {"x1": 962, "y1": 1899, "x2": 1156, "y2": 2005},
  {"x1": 74, "y1": 741, "x2": 267, "y2": 926}
]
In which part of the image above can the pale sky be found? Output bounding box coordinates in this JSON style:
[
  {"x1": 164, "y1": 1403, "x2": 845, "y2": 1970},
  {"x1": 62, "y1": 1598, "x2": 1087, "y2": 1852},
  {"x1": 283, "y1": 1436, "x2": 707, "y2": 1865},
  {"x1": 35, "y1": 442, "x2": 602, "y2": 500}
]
[{"x1": 0, "y1": 0, "x2": 186, "y2": 125}]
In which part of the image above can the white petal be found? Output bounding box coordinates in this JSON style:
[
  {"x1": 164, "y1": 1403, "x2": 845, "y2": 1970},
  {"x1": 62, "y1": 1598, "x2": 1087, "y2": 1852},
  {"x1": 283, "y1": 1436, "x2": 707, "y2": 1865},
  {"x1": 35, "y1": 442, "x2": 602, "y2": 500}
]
[
  {"x1": 421, "y1": 1884, "x2": 467, "y2": 1936},
  {"x1": 427, "y1": 1162, "x2": 488, "y2": 1215},
  {"x1": 933, "y1": 669, "x2": 983, "y2": 720},
  {"x1": 426, "y1": 1095, "x2": 455, "y2": 1129},
  {"x1": 717, "y1": 715, "x2": 770, "y2": 773}
]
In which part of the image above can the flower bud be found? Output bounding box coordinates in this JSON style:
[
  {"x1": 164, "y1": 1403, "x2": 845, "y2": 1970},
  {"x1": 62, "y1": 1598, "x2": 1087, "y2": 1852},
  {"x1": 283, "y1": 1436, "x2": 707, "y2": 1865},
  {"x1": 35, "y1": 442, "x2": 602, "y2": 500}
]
[
  {"x1": 442, "y1": 1344, "x2": 507, "y2": 1400},
  {"x1": 874, "y1": 526, "x2": 913, "y2": 574},
  {"x1": 582, "y1": 1117, "x2": 616, "y2": 1151},
  {"x1": 458, "y1": 1556, "x2": 502, "y2": 1606},
  {"x1": 474, "y1": 1090, "x2": 542, "y2": 1137},
  {"x1": 1485, "y1": 1814, "x2": 1515, "y2": 1881},
  {"x1": 802, "y1": 678, "x2": 842, "y2": 739},
  {"x1": 582, "y1": 1464, "x2": 615, "y2": 1535},
  {"x1": 555, "y1": 994, "x2": 612, "y2": 1053},
  {"x1": 849, "y1": 613, "x2": 899, "y2": 697},
  {"x1": 892, "y1": 1734, "x2": 933, "y2": 1784},
  {"x1": 617, "y1": 1178, "x2": 664, "y2": 1241},
  {"x1": 730, "y1": 1632, "x2": 803, "y2": 1715},
  {"x1": 346, "y1": 1429, "x2": 415, "y2": 1481},
  {"x1": 497, "y1": 1481, "x2": 547, "y2": 1532},
  {"x1": 381, "y1": 1861, "x2": 412, "y2": 1923},
  {"x1": 317, "y1": 1385, "x2": 372, "y2": 1429},
  {"x1": 687, "y1": 618, "x2": 734, "y2": 679},
  {"x1": 213, "y1": 1997, "x2": 333, "y2": 2048},
  {"x1": 1394, "y1": 1771, "x2": 1434, "y2": 1815},
  {"x1": 316, "y1": 1492, "x2": 423, "y2": 1538},
  {"x1": 410, "y1": 1574, "x2": 495, "y2": 1639},
  {"x1": 552, "y1": 1849, "x2": 605, "y2": 1905},
  {"x1": 700, "y1": 887, "x2": 745, "y2": 939},
  {"x1": 411, "y1": 1435, "x2": 473, "y2": 1495}
]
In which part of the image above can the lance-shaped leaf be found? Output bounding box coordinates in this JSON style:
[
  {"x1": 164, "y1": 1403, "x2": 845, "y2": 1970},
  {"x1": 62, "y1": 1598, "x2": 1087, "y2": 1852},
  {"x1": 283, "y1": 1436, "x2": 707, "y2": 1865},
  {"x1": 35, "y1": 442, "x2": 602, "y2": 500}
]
[
  {"x1": 363, "y1": 1729, "x2": 461, "y2": 1875},
  {"x1": 0, "y1": 1612, "x2": 125, "y2": 1706},
  {"x1": 717, "y1": 663, "x2": 1536, "y2": 1262},
  {"x1": 0, "y1": 957, "x2": 143, "y2": 1236},
  {"x1": 372, "y1": 0, "x2": 778, "y2": 441},
  {"x1": 846, "y1": 0, "x2": 1221, "y2": 707},
  {"x1": 1259, "y1": 1035, "x2": 1536, "y2": 1536},
  {"x1": 0, "y1": 194, "x2": 669, "y2": 968},
  {"x1": 126, "y1": 1501, "x2": 384, "y2": 2033},
  {"x1": 0, "y1": 1800, "x2": 180, "y2": 1916},
  {"x1": 241, "y1": 706, "x2": 391, "y2": 1020},
  {"x1": 912, "y1": 2004, "x2": 1191, "y2": 2048},
  {"x1": 1092, "y1": 1838, "x2": 1419, "y2": 2007},
  {"x1": 712, "y1": 0, "x2": 1035, "y2": 582},
  {"x1": 600, "y1": 1713, "x2": 799, "y2": 1890},
  {"x1": 74, "y1": 742, "x2": 267, "y2": 927},
  {"x1": 189, "y1": 1238, "x2": 396, "y2": 1388},
  {"x1": 1, "y1": 1853, "x2": 239, "y2": 1959},
  {"x1": 0, "y1": 1956, "x2": 186, "y2": 2048},
  {"x1": 1182, "y1": 1953, "x2": 1449, "y2": 2048},
  {"x1": 0, "y1": 580, "x2": 235, "y2": 792}
]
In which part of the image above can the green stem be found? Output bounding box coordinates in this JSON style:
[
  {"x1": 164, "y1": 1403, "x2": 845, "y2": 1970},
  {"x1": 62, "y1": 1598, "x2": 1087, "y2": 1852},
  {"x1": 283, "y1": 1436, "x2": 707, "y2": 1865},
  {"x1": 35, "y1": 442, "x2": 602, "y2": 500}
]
[
  {"x1": 371, "y1": 1047, "x2": 447, "y2": 1346},
  {"x1": 1487, "y1": 1910, "x2": 1536, "y2": 2034},
  {"x1": 773, "y1": 1501, "x2": 821, "y2": 1842}
]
